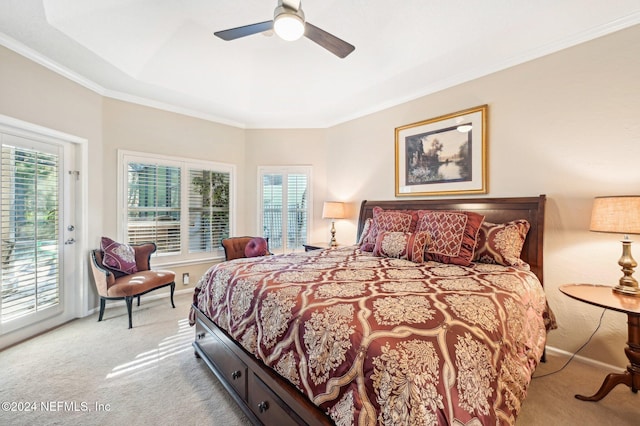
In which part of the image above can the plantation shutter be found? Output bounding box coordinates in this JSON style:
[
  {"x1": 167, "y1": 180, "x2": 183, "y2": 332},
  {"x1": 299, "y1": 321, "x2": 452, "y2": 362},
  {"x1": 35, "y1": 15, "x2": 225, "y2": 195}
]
[
  {"x1": 188, "y1": 169, "x2": 230, "y2": 254},
  {"x1": 1, "y1": 142, "x2": 60, "y2": 323},
  {"x1": 126, "y1": 162, "x2": 181, "y2": 254},
  {"x1": 260, "y1": 168, "x2": 309, "y2": 253},
  {"x1": 262, "y1": 173, "x2": 283, "y2": 249},
  {"x1": 287, "y1": 174, "x2": 308, "y2": 250}
]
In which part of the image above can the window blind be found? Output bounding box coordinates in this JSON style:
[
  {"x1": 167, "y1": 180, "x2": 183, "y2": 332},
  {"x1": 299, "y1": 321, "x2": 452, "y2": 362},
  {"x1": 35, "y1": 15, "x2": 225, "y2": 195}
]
[
  {"x1": 121, "y1": 152, "x2": 234, "y2": 261},
  {"x1": 1, "y1": 144, "x2": 60, "y2": 323},
  {"x1": 260, "y1": 169, "x2": 309, "y2": 252},
  {"x1": 188, "y1": 169, "x2": 230, "y2": 253},
  {"x1": 127, "y1": 162, "x2": 181, "y2": 254},
  {"x1": 287, "y1": 174, "x2": 308, "y2": 250},
  {"x1": 262, "y1": 173, "x2": 284, "y2": 249}
]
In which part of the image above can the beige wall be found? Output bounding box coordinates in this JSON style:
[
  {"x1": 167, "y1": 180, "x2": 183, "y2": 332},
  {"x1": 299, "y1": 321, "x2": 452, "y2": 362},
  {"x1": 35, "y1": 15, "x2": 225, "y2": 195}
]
[
  {"x1": 101, "y1": 98, "x2": 246, "y2": 235},
  {"x1": 101, "y1": 98, "x2": 247, "y2": 297},
  {"x1": 0, "y1": 45, "x2": 104, "y2": 316},
  {"x1": 324, "y1": 25, "x2": 640, "y2": 368},
  {"x1": 2, "y1": 24, "x2": 640, "y2": 368},
  {"x1": 244, "y1": 128, "x2": 329, "y2": 242}
]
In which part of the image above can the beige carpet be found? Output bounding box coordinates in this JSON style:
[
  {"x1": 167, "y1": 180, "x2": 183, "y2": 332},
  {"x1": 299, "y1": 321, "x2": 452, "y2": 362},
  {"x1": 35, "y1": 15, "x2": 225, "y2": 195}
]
[
  {"x1": 519, "y1": 351, "x2": 638, "y2": 425},
  {"x1": 0, "y1": 293, "x2": 251, "y2": 426},
  {"x1": 1, "y1": 292, "x2": 637, "y2": 425}
]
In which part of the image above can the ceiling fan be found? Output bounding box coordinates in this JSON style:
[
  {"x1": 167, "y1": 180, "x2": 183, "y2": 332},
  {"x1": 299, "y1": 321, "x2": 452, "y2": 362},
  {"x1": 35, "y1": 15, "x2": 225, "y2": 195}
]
[{"x1": 214, "y1": 0, "x2": 355, "y2": 58}]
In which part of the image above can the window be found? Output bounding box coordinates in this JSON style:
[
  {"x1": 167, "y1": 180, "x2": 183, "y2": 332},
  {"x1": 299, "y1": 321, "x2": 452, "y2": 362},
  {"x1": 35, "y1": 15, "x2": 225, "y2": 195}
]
[
  {"x1": 119, "y1": 151, "x2": 234, "y2": 262},
  {"x1": 126, "y1": 162, "x2": 181, "y2": 253},
  {"x1": 258, "y1": 166, "x2": 311, "y2": 253},
  {"x1": 1, "y1": 135, "x2": 63, "y2": 330}
]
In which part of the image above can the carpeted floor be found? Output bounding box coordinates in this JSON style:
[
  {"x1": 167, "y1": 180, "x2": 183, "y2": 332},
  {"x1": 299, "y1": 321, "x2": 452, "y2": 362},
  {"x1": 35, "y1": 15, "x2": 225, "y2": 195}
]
[
  {"x1": 0, "y1": 293, "x2": 251, "y2": 426},
  {"x1": 519, "y1": 350, "x2": 638, "y2": 425},
  {"x1": 0, "y1": 292, "x2": 637, "y2": 425}
]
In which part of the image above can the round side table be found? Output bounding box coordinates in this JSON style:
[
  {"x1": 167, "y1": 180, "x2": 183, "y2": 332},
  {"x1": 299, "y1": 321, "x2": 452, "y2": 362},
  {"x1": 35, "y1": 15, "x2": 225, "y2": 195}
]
[{"x1": 559, "y1": 283, "x2": 640, "y2": 401}]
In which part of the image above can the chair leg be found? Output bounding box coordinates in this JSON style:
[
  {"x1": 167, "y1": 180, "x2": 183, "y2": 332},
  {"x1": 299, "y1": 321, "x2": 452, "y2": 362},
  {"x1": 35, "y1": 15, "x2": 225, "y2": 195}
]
[
  {"x1": 170, "y1": 282, "x2": 176, "y2": 308},
  {"x1": 98, "y1": 298, "x2": 106, "y2": 322},
  {"x1": 125, "y1": 296, "x2": 133, "y2": 329}
]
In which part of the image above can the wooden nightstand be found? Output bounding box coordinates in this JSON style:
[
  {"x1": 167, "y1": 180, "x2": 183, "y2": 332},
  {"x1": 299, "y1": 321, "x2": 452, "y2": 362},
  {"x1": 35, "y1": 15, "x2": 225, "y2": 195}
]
[
  {"x1": 303, "y1": 242, "x2": 334, "y2": 252},
  {"x1": 559, "y1": 283, "x2": 640, "y2": 401}
]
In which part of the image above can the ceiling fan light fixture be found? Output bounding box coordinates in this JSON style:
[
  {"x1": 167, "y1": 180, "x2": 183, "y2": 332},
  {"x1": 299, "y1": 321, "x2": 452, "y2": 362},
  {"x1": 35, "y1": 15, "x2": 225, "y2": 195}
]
[
  {"x1": 273, "y1": 6, "x2": 305, "y2": 41},
  {"x1": 214, "y1": 0, "x2": 354, "y2": 58}
]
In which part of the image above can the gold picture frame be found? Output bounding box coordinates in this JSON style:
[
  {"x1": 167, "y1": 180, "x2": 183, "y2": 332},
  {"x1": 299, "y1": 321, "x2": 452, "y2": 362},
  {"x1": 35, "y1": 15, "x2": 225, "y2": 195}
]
[{"x1": 395, "y1": 105, "x2": 488, "y2": 197}]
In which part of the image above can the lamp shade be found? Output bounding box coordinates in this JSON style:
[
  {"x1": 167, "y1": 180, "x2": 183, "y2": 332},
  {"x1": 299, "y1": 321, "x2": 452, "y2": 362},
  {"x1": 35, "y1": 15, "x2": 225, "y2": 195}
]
[
  {"x1": 322, "y1": 202, "x2": 346, "y2": 219},
  {"x1": 590, "y1": 196, "x2": 640, "y2": 235}
]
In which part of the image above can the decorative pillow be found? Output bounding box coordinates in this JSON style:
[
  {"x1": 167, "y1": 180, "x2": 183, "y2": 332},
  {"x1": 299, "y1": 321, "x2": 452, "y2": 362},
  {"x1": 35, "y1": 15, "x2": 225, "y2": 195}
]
[
  {"x1": 474, "y1": 220, "x2": 530, "y2": 266},
  {"x1": 415, "y1": 210, "x2": 485, "y2": 266},
  {"x1": 373, "y1": 231, "x2": 430, "y2": 263},
  {"x1": 360, "y1": 207, "x2": 418, "y2": 252},
  {"x1": 357, "y1": 218, "x2": 373, "y2": 246},
  {"x1": 244, "y1": 237, "x2": 269, "y2": 258},
  {"x1": 101, "y1": 236, "x2": 138, "y2": 274}
]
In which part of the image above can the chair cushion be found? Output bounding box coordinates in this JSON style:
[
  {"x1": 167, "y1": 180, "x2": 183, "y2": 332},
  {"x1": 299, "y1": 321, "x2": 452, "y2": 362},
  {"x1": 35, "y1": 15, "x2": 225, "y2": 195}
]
[
  {"x1": 107, "y1": 270, "x2": 176, "y2": 297},
  {"x1": 101, "y1": 237, "x2": 138, "y2": 274}
]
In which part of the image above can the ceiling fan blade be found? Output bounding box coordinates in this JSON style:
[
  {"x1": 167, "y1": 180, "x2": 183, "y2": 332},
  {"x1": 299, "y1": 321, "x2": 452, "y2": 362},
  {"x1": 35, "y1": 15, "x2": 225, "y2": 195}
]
[
  {"x1": 304, "y1": 22, "x2": 355, "y2": 58},
  {"x1": 214, "y1": 21, "x2": 274, "y2": 41}
]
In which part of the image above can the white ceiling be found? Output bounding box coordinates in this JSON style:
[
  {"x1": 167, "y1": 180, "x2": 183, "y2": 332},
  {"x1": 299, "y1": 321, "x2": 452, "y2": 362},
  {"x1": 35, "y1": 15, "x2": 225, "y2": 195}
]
[{"x1": 1, "y1": 1, "x2": 639, "y2": 128}]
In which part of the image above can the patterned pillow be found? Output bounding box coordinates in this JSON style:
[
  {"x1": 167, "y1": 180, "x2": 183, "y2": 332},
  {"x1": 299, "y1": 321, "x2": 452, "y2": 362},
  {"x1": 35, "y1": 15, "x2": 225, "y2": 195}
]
[
  {"x1": 101, "y1": 236, "x2": 138, "y2": 274},
  {"x1": 415, "y1": 210, "x2": 485, "y2": 266},
  {"x1": 357, "y1": 218, "x2": 373, "y2": 246},
  {"x1": 373, "y1": 231, "x2": 431, "y2": 263},
  {"x1": 474, "y1": 220, "x2": 530, "y2": 266},
  {"x1": 360, "y1": 207, "x2": 418, "y2": 252}
]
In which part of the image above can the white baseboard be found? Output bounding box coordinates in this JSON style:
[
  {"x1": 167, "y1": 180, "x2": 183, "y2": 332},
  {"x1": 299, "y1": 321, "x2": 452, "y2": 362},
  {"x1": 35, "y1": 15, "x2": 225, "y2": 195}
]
[{"x1": 545, "y1": 345, "x2": 625, "y2": 371}]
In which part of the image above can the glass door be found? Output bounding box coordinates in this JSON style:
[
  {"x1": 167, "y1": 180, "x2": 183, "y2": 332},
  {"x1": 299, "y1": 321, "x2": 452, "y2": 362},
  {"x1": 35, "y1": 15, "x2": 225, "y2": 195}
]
[
  {"x1": 0, "y1": 133, "x2": 70, "y2": 334},
  {"x1": 258, "y1": 166, "x2": 311, "y2": 253}
]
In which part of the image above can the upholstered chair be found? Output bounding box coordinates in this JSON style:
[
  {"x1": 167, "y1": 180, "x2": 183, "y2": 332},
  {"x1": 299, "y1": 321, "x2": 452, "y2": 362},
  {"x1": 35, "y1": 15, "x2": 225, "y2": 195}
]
[
  {"x1": 90, "y1": 242, "x2": 175, "y2": 328},
  {"x1": 221, "y1": 236, "x2": 270, "y2": 261}
]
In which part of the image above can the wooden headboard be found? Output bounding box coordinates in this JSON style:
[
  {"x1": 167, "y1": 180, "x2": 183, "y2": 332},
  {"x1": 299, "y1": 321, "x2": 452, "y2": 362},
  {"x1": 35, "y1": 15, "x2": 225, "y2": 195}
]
[{"x1": 357, "y1": 195, "x2": 546, "y2": 285}]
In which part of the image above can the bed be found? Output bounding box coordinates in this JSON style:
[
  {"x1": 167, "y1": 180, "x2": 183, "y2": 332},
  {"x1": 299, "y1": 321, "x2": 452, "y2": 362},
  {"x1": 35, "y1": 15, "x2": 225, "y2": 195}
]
[{"x1": 190, "y1": 195, "x2": 552, "y2": 425}]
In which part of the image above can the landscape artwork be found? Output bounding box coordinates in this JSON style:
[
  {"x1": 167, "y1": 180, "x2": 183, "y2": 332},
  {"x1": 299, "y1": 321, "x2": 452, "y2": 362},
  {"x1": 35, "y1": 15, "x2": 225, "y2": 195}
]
[
  {"x1": 395, "y1": 105, "x2": 487, "y2": 196},
  {"x1": 404, "y1": 124, "x2": 472, "y2": 185}
]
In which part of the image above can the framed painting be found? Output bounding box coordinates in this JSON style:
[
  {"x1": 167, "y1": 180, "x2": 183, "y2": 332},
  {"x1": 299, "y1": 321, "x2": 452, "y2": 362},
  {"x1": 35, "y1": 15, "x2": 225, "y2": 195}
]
[{"x1": 395, "y1": 105, "x2": 487, "y2": 197}]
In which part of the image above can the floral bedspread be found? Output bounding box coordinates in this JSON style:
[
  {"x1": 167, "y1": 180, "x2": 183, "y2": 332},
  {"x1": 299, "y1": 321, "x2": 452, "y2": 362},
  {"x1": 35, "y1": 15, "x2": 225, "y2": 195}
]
[{"x1": 189, "y1": 246, "x2": 547, "y2": 425}]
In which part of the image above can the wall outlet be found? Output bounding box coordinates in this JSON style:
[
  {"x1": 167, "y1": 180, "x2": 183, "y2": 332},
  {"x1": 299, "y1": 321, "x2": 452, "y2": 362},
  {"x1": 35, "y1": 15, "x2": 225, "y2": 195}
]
[{"x1": 182, "y1": 272, "x2": 190, "y2": 285}]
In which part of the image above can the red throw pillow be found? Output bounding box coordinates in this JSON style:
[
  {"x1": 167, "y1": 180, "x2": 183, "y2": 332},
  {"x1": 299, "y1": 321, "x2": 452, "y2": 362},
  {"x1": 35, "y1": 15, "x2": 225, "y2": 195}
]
[
  {"x1": 415, "y1": 210, "x2": 485, "y2": 266},
  {"x1": 474, "y1": 220, "x2": 530, "y2": 266},
  {"x1": 245, "y1": 237, "x2": 269, "y2": 258},
  {"x1": 360, "y1": 207, "x2": 418, "y2": 252},
  {"x1": 373, "y1": 231, "x2": 430, "y2": 263},
  {"x1": 101, "y1": 236, "x2": 138, "y2": 274}
]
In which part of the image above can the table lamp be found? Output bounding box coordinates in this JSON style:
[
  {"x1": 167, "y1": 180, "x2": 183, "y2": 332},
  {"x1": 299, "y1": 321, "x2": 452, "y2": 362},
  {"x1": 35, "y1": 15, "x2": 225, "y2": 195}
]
[
  {"x1": 322, "y1": 201, "x2": 346, "y2": 247},
  {"x1": 590, "y1": 195, "x2": 640, "y2": 296}
]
